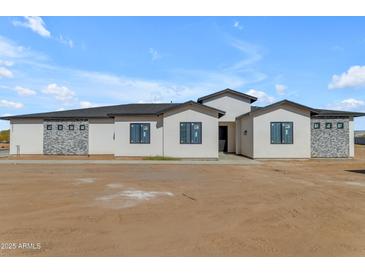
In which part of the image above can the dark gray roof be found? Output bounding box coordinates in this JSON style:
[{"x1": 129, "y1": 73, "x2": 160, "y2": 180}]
[
  {"x1": 0, "y1": 103, "x2": 181, "y2": 120},
  {"x1": 313, "y1": 108, "x2": 365, "y2": 117},
  {"x1": 1, "y1": 101, "x2": 226, "y2": 120},
  {"x1": 197, "y1": 88, "x2": 257, "y2": 103},
  {"x1": 236, "y1": 100, "x2": 365, "y2": 119}
]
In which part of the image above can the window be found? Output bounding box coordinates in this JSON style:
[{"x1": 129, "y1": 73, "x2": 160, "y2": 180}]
[
  {"x1": 337, "y1": 122, "x2": 344, "y2": 129},
  {"x1": 271, "y1": 122, "x2": 293, "y2": 144},
  {"x1": 130, "y1": 123, "x2": 150, "y2": 144},
  {"x1": 180, "y1": 122, "x2": 202, "y2": 144},
  {"x1": 313, "y1": 122, "x2": 320, "y2": 129},
  {"x1": 80, "y1": 125, "x2": 86, "y2": 131},
  {"x1": 68, "y1": 125, "x2": 74, "y2": 130},
  {"x1": 46, "y1": 125, "x2": 52, "y2": 130},
  {"x1": 57, "y1": 125, "x2": 63, "y2": 130},
  {"x1": 325, "y1": 122, "x2": 332, "y2": 129}
]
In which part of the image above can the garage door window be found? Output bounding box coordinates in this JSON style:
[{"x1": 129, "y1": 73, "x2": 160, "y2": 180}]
[
  {"x1": 130, "y1": 123, "x2": 150, "y2": 144},
  {"x1": 271, "y1": 122, "x2": 293, "y2": 144}
]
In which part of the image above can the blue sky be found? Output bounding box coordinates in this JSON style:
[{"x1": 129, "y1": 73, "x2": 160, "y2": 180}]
[{"x1": 1, "y1": 16, "x2": 365, "y2": 130}]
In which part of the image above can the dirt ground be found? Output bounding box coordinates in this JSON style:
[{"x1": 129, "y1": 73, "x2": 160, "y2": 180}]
[{"x1": 0, "y1": 147, "x2": 365, "y2": 256}]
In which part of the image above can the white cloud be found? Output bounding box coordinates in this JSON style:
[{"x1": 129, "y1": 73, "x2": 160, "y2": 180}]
[
  {"x1": 0, "y1": 67, "x2": 13, "y2": 78},
  {"x1": 329, "y1": 98, "x2": 365, "y2": 110},
  {"x1": 15, "y1": 86, "x2": 37, "y2": 96},
  {"x1": 43, "y1": 83, "x2": 75, "y2": 102},
  {"x1": 328, "y1": 66, "x2": 365, "y2": 89},
  {"x1": 0, "y1": 60, "x2": 13, "y2": 66},
  {"x1": 228, "y1": 40, "x2": 262, "y2": 70},
  {"x1": 149, "y1": 48, "x2": 161, "y2": 61},
  {"x1": 58, "y1": 35, "x2": 74, "y2": 48},
  {"x1": 79, "y1": 101, "x2": 98, "y2": 108},
  {"x1": 0, "y1": 99, "x2": 23, "y2": 109},
  {"x1": 246, "y1": 89, "x2": 275, "y2": 105},
  {"x1": 275, "y1": 84, "x2": 287, "y2": 95},
  {"x1": 13, "y1": 16, "x2": 51, "y2": 38},
  {"x1": 233, "y1": 21, "x2": 243, "y2": 30},
  {"x1": 0, "y1": 36, "x2": 48, "y2": 63}
]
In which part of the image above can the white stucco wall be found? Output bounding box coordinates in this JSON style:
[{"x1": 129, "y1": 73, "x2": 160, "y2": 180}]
[
  {"x1": 349, "y1": 118, "x2": 355, "y2": 157},
  {"x1": 201, "y1": 93, "x2": 251, "y2": 122},
  {"x1": 237, "y1": 115, "x2": 254, "y2": 158},
  {"x1": 114, "y1": 116, "x2": 163, "y2": 157},
  {"x1": 219, "y1": 122, "x2": 236, "y2": 153},
  {"x1": 163, "y1": 106, "x2": 219, "y2": 158},
  {"x1": 253, "y1": 106, "x2": 311, "y2": 158},
  {"x1": 9, "y1": 119, "x2": 43, "y2": 154},
  {"x1": 88, "y1": 118, "x2": 115, "y2": 154}
]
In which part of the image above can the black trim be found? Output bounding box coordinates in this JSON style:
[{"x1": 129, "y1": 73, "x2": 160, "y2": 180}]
[
  {"x1": 337, "y1": 122, "x2": 344, "y2": 129},
  {"x1": 80, "y1": 124, "x2": 86, "y2": 130},
  {"x1": 129, "y1": 123, "x2": 151, "y2": 144},
  {"x1": 325, "y1": 122, "x2": 332, "y2": 129},
  {"x1": 180, "y1": 122, "x2": 202, "y2": 144},
  {"x1": 313, "y1": 122, "x2": 320, "y2": 129},
  {"x1": 270, "y1": 122, "x2": 294, "y2": 144},
  {"x1": 57, "y1": 125, "x2": 63, "y2": 130},
  {"x1": 46, "y1": 125, "x2": 52, "y2": 130},
  {"x1": 68, "y1": 124, "x2": 75, "y2": 130}
]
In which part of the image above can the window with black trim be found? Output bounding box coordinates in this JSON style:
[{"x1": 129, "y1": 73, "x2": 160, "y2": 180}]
[
  {"x1": 337, "y1": 122, "x2": 344, "y2": 129},
  {"x1": 46, "y1": 125, "x2": 52, "y2": 130},
  {"x1": 57, "y1": 125, "x2": 63, "y2": 130},
  {"x1": 180, "y1": 122, "x2": 202, "y2": 144},
  {"x1": 80, "y1": 125, "x2": 86, "y2": 131},
  {"x1": 313, "y1": 122, "x2": 320, "y2": 129},
  {"x1": 69, "y1": 125, "x2": 74, "y2": 130},
  {"x1": 270, "y1": 122, "x2": 293, "y2": 144},
  {"x1": 130, "y1": 123, "x2": 150, "y2": 144},
  {"x1": 325, "y1": 122, "x2": 332, "y2": 129}
]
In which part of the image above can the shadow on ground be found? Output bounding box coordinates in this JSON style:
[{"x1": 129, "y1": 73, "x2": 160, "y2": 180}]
[{"x1": 345, "y1": 169, "x2": 365, "y2": 174}]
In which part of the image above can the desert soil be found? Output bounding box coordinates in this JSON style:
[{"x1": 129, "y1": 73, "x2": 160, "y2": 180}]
[{"x1": 0, "y1": 147, "x2": 365, "y2": 256}]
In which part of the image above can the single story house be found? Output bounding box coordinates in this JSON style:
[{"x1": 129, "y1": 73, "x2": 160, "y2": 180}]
[{"x1": 2, "y1": 88, "x2": 364, "y2": 159}]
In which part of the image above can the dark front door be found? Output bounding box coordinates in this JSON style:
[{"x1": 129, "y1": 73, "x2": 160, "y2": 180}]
[{"x1": 219, "y1": 126, "x2": 228, "y2": 152}]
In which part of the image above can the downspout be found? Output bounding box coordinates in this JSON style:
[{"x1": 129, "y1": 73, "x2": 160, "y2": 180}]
[{"x1": 162, "y1": 114, "x2": 165, "y2": 157}]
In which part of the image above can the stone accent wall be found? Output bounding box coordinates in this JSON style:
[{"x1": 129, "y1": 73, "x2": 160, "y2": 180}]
[
  {"x1": 43, "y1": 119, "x2": 89, "y2": 155},
  {"x1": 311, "y1": 118, "x2": 349, "y2": 158}
]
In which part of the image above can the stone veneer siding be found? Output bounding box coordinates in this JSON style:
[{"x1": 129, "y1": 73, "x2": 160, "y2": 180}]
[
  {"x1": 311, "y1": 118, "x2": 349, "y2": 158},
  {"x1": 43, "y1": 119, "x2": 89, "y2": 155}
]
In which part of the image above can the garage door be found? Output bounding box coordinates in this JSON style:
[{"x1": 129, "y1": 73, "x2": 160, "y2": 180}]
[{"x1": 43, "y1": 119, "x2": 89, "y2": 155}]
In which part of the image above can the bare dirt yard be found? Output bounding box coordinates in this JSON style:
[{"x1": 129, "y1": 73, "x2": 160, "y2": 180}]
[{"x1": 1, "y1": 147, "x2": 365, "y2": 256}]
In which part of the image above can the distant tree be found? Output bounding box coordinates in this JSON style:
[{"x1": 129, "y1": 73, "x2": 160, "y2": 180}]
[{"x1": 0, "y1": 129, "x2": 10, "y2": 143}]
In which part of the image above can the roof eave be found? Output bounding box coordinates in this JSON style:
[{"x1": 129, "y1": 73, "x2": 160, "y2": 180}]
[{"x1": 197, "y1": 88, "x2": 258, "y2": 104}]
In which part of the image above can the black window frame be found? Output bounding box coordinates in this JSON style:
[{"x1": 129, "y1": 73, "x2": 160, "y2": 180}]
[
  {"x1": 270, "y1": 122, "x2": 294, "y2": 144},
  {"x1": 46, "y1": 124, "x2": 52, "y2": 130},
  {"x1": 325, "y1": 122, "x2": 332, "y2": 129},
  {"x1": 313, "y1": 122, "x2": 320, "y2": 129},
  {"x1": 180, "y1": 122, "x2": 202, "y2": 144},
  {"x1": 337, "y1": 122, "x2": 344, "y2": 129},
  {"x1": 57, "y1": 124, "x2": 63, "y2": 131},
  {"x1": 79, "y1": 124, "x2": 86, "y2": 131},
  {"x1": 129, "y1": 123, "x2": 151, "y2": 144},
  {"x1": 68, "y1": 124, "x2": 75, "y2": 131}
]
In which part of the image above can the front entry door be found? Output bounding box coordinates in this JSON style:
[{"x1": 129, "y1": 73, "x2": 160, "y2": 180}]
[{"x1": 219, "y1": 126, "x2": 228, "y2": 152}]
